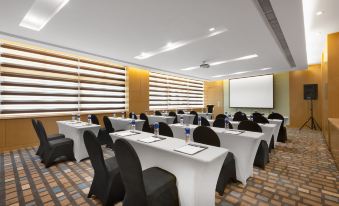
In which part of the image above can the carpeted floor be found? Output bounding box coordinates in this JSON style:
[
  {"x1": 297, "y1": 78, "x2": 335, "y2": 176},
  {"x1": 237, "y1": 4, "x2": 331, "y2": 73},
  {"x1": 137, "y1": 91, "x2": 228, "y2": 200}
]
[{"x1": 0, "y1": 128, "x2": 338, "y2": 206}]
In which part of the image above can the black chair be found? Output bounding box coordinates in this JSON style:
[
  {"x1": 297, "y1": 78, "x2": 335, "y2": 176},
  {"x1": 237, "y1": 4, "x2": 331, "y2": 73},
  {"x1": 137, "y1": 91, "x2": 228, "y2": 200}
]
[
  {"x1": 168, "y1": 111, "x2": 178, "y2": 124},
  {"x1": 252, "y1": 112, "x2": 263, "y2": 119},
  {"x1": 91, "y1": 114, "x2": 113, "y2": 148},
  {"x1": 159, "y1": 122, "x2": 173, "y2": 137},
  {"x1": 177, "y1": 110, "x2": 184, "y2": 114},
  {"x1": 140, "y1": 113, "x2": 154, "y2": 133},
  {"x1": 32, "y1": 119, "x2": 65, "y2": 157},
  {"x1": 193, "y1": 116, "x2": 210, "y2": 126},
  {"x1": 190, "y1": 111, "x2": 198, "y2": 117},
  {"x1": 114, "y1": 139, "x2": 179, "y2": 206},
  {"x1": 238, "y1": 121, "x2": 269, "y2": 169},
  {"x1": 253, "y1": 115, "x2": 269, "y2": 124},
  {"x1": 268, "y1": 113, "x2": 287, "y2": 143},
  {"x1": 129, "y1": 112, "x2": 138, "y2": 119},
  {"x1": 215, "y1": 114, "x2": 226, "y2": 120},
  {"x1": 83, "y1": 131, "x2": 125, "y2": 205},
  {"x1": 233, "y1": 112, "x2": 248, "y2": 121},
  {"x1": 36, "y1": 120, "x2": 75, "y2": 168},
  {"x1": 193, "y1": 126, "x2": 236, "y2": 195},
  {"x1": 155, "y1": 111, "x2": 162, "y2": 116},
  {"x1": 213, "y1": 118, "x2": 233, "y2": 129}
]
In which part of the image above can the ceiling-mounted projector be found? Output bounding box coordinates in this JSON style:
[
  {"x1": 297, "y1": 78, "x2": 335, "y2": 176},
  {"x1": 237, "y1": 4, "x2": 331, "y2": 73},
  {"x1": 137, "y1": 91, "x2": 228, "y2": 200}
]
[{"x1": 200, "y1": 61, "x2": 210, "y2": 69}]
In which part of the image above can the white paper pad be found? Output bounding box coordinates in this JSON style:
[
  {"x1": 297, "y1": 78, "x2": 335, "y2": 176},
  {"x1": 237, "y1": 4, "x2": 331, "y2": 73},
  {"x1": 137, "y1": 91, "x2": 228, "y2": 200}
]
[
  {"x1": 174, "y1": 144, "x2": 207, "y2": 155},
  {"x1": 224, "y1": 130, "x2": 243, "y2": 135},
  {"x1": 138, "y1": 137, "x2": 162, "y2": 143},
  {"x1": 115, "y1": 131, "x2": 136, "y2": 137}
]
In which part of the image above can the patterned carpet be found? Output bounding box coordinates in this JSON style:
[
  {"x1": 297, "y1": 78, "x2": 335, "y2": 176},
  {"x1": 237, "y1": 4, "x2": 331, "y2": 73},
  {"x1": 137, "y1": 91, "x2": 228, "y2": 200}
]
[{"x1": 0, "y1": 128, "x2": 338, "y2": 206}]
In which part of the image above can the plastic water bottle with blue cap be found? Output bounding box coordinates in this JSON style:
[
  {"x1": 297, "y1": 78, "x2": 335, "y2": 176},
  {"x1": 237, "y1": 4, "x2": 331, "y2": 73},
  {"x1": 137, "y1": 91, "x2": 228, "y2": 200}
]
[
  {"x1": 131, "y1": 119, "x2": 136, "y2": 131},
  {"x1": 72, "y1": 113, "x2": 76, "y2": 121},
  {"x1": 198, "y1": 116, "x2": 202, "y2": 126},
  {"x1": 132, "y1": 112, "x2": 135, "y2": 119},
  {"x1": 185, "y1": 127, "x2": 190, "y2": 144},
  {"x1": 77, "y1": 113, "x2": 81, "y2": 122},
  {"x1": 154, "y1": 122, "x2": 159, "y2": 137},
  {"x1": 225, "y1": 117, "x2": 229, "y2": 129},
  {"x1": 88, "y1": 114, "x2": 92, "y2": 124}
]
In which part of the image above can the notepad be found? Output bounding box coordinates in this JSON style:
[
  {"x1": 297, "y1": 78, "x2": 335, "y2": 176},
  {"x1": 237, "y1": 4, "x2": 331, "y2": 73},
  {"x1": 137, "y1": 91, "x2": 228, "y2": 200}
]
[
  {"x1": 138, "y1": 136, "x2": 164, "y2": 143},
  {"x1": 115, "y1": 131, "x2": 137, "y2": 137},
  {"x1": 174, "y1": 144, "x2": 207, "y2": 155},
  {"x1": 224, "y1": 130, "x2": 244, "y2": 135}
]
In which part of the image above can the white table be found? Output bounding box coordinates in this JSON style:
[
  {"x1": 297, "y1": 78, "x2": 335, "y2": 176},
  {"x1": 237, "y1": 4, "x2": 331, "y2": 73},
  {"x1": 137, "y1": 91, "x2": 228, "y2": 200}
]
[
  {"x1": 110, "y1": 131, "x2": 227, "y2": 206},
  {"x1": 198, "y1": 112, "x2": 212, "y2": 120},
  {"x1": 177, "y1": 114, "x2": 196, "y2": 124},
  {"x1": 148, "y1": 115, "x2": 176, "y2": 125},
  {"x1": 268, "y1": 119, "x2": 282, "y2": 145},
  {"x1": 57, "y1": 121, "x2": 100, "y2": 162},
  {"x1": 226, "y1": 115, "x2": 289, "y2": 126},
  {"x1": 229, "y1": 121, "x2": 275, "y2": 147},
  {"x1": 108, "y1": 117, "x2": 145, "y2": 131},
  {"x1": 169, "y1": 124, "x2": 262, "y2": 185}
]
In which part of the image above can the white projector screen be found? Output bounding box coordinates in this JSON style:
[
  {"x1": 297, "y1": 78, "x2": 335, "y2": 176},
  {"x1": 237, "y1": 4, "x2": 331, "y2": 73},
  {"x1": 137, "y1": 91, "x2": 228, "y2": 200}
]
[{"x1": 230, "y1": 75, "x2": 273, "y2": 108}]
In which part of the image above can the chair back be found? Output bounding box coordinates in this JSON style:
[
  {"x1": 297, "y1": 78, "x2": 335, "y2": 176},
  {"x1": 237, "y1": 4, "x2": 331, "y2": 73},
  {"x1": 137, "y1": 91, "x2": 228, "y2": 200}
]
[
  {"x1": 252, "y1": 112, "x2": 263, "y2": 118},
  {"x1": 215, "y1": 114, "x2": 226, "y2": 120},
  {"x1": 36, "y1": 120, "x2": 51, "y2": 150},
  {"x1": 83, "y1": 130, "x2": 109, "y2": 177},
  {"x1": 91, "y1": 114, "x2": 100, "y2": 125},
  {"x1": 177, "y1": 110, "x2": 184, "y2": 114},
  {"x1": 129, "y1": 112, "x2": 138, "y2": 119},
  {"x1": 31, "y1": 119, "x2": 43, "y2": 144},
  {"x1": 193, "y1": 126, "x2": 220, "y2": 147},
  {"x1": 233, "y1": 112, "x2": 248, "y2": 121},
  {"x1": 207, "y1": 105, "x2": 214, "y2": 113},
  {"x1": 268, "y1": 112, "x2": 285, "y2": 125},
  {"x1": 213, "y1": 118, "x2": 233, "y2": 129},
  {"x1": 103, "y1": 116, "x2": 114, "y2": 133},
  {"x1": 168, "y1": 111, "x2": 178, "y2": 124},
  {"x1": 159, "y1": 122, "x2": 173, "y2": 137},
  {"x1": 253, "y1": 115, "x2": 269, "y2": 124},
  {"x1": 190, "y1": 111, "x2": 198, "y2": 117},
  {"x1": 193, "y1": 116, "x2": 210, "y2": 126},
  {"x1": 114, "y1": 139, "x2": 147, "y2": 206},
  {"x1": 155, "y1": 111, "x2": 162, "y2": 116},
  {"x1": 238, "y1": 120, "x2": 262, "y2": 133}
]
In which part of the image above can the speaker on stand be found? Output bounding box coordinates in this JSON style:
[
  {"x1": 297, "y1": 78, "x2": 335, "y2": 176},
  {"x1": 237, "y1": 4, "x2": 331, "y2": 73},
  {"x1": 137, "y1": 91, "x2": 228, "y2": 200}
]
[{"x1": 299, "y1": 84, "x2": 321, "y2": 131}]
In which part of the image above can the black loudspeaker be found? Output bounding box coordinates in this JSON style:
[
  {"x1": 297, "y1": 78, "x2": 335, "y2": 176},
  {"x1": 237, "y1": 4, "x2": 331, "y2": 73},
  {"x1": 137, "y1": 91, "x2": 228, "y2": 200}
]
[{"x1": 304, "y1": 84, "x2": 318, "y2": 100}]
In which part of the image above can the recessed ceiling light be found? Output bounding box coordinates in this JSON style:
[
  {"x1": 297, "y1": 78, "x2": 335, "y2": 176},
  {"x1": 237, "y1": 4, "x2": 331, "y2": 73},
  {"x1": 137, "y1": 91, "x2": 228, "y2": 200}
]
[
  {"x1": 135, "y1": 28, "x2": 227, "y2": 60},
  {"x1": 209, "y1": 28, "x2": 215, "y2": 32},
  {"x1": 260, "y1": 67, "x2": 272, "y2": 71},
  {"x1": 316, "y1": 11, "x2": 323, "y2": 16},
  {"x1": 181, "y1": 54, "x2": 258, "y2": 71},
  {"x1": 229, "y1": 71, "x2": 249, "y2": 75},
  {"x1": 212, "y1": 74, "x2": 227, "y2": 78},
  {"x1": 19, "y1": 0, "x2": 69, "y2": 31}
]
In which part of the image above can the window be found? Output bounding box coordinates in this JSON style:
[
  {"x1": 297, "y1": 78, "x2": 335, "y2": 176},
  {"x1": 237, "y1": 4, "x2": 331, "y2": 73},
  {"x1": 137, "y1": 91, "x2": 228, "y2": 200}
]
[
  {"x1": 0, "y1": 40, "x2": 126, "y2": 118},
  {"x1": 149, "y1": 72, "x2": 204, "y2": 110}
]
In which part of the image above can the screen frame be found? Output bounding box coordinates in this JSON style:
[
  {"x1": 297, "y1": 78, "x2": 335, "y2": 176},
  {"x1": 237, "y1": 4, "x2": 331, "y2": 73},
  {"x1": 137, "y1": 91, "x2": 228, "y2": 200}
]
[{"x1": 229, "y1": 74, "x2": 274, "y2": 109}]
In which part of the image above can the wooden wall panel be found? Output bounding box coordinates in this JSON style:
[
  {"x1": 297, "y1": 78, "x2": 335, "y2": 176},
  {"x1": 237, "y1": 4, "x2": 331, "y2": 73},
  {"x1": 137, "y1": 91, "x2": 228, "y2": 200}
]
[
  {"x1": 327, "y1": 33, "x2": 339, "y2": 118},
  {"x1": 289, "y1": 65, "x2": 322, "y2": 128},
  {"x1": 204, "y1": 80, "x2": 224, "y2": 117},
  {"x1": 127, "y1": 67, "x2": 149, "y2": 114},
  {"x1": 0, "y1": 120, "x2": 5, "y2": 149}
]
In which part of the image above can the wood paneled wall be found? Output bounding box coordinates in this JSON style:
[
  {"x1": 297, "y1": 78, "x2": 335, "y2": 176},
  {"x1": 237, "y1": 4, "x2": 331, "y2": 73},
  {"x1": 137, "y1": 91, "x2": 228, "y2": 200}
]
[
  {"x1": 204, "y1": 80, "x2": 224, "y2": 117},
  {"x1": 289, "y1": 65, "x2": 322, "y2": 128}
]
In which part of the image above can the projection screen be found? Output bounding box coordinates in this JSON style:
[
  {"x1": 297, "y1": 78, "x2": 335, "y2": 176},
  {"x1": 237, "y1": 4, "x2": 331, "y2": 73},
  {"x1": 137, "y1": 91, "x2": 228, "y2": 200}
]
[{"x1": 229, "y1": 74, "x2": 273, "y2": 108}]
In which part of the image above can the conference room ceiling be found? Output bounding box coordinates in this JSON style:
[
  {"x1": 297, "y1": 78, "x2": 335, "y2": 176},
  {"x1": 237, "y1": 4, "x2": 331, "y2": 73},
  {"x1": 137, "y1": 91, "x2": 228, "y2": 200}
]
[{"x1": 0, "y1": 0, "x2": 307, "y2": 80}]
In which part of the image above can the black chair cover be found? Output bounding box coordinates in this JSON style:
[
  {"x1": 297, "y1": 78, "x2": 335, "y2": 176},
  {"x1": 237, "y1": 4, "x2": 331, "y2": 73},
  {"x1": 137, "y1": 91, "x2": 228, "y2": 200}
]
[
  {"x1": 155, "y1": 111, "x2": 162, "y2": 116},
  {"x1": 193, "y1": 116, "x2": 210, "y2": 126},
  {"x1": 177, "y1": 110, "x2": 184, "y2": 114},
  {"x1": 233, "y1": 111, "x2": 248, "y2": 121},
  {"x1": 159, "y1": 122, "x2": 174, "y2": 137},
  {"x1": 213, "y1": 118, "x2": 233, "y2": 129},
  {"x1": 129, "y1": 112, "x2": 138, "y2": 119},
  {"x1": 215, "y1": 114, "x2": 226, "y2": 120},
  {"x1": 168, "y1": 111, "x2": 178, "y2": 124},
  {"x1": 140, "y1": 113, "x2": 154, "y2": 133},
  {"x1": 268, "y1": 112, "x2": 287, "y2": 143}
]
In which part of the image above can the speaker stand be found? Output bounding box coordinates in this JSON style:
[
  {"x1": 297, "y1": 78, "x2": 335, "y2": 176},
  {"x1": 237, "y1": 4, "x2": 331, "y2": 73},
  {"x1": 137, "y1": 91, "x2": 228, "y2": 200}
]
[{"x1": 299, "y1": 99, "x2": 321, "y2": 131}]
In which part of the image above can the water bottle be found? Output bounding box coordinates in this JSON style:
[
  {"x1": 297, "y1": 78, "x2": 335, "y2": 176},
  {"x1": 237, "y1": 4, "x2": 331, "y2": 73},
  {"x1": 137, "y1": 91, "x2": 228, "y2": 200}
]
[
  {"x1": 154, "y1": 122, "x2": 159, "y2": 137},
  {"x1": 121, "y1": 112, "x2": 125, "y2": 119},
  {"x1": 225, "y1": 117, "x2": 229, "y2": 129},
  {"x1": 198, "y1": 116, "x2": 202, "y2": 126},
  {"x1": 131, "y1": 119, "x2": 136, "y2": 131},
  {"x1": 180, "y1": 115, "x2": 184, "y2": 125},
  {"x1": 72, "y1": 113, "x2": 75, "y2": 121},
  {"x1": 185, "y1": 127, "x2": 190, "y2": 144},
  {"x1": 77, "y1": 113, "x2": 81, "y2": 122},
  {"x1": 132, "y1": 112, "x2": 135, "y2": 119},
  {"x1": 88, "y1": 114, "x2": 92, "y2": 124}
]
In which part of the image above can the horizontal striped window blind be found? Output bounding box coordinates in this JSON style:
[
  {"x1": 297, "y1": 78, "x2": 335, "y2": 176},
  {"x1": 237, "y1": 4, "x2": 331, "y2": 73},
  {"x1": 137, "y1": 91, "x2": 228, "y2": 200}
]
[
  {"x1": 149, "y1": 72, "x2": 204, "y2": 110},
  {"x1": 0, "y1": 41, "x2": 126, "y2": 118}
]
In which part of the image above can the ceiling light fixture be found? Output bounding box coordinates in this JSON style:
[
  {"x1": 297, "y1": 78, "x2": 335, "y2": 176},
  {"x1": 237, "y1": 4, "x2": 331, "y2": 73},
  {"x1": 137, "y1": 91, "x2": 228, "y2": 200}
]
[
  {"x1": 316, "y1": 11, "x2": 323, "y2": 16},
  {"x1": 260, "y1": 67, "x2": 272, "y2": 71},
  {"x1": 212, "y1": 74, "x2": 227, "y2": 78},
  {"x1": 135, "y1": 27, "x2": 228, "y2": 60},
  {"x1": 181, "y1": 54, "x2": 258, "y2": 71},
  {"x1": 19, "y1": 0, "x2": 69, "y2": 31},
  {"x1": 209, "y1": 27, "x2": 215, "y2": 32},
  {"x1": 229, "y1": 71, "x2": 249, "y2": 75}
]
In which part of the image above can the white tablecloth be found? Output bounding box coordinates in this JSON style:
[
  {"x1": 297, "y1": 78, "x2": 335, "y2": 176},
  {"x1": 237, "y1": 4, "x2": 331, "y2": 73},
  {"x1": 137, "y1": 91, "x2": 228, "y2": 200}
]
[
  {"x1": 108, "y1": 117, "x2": 145, "y2": 131},
  {"x1": 198, "y1": 112, "x2": 212, "y2": 120},
  {"x1": 110, "y1": 131, "x2": 227, "y2": 206},
  {"x1": 229, "y1": 121, "x2": 275, "y2": 147},
  {"x1": 227, "y1": 115, "x2": 289, "y2": 126},
  {"x1": 169, "y1": 124, "x2": 262, "y2": 185},
  {"x1": 148, "y1": 115, "x2": 176, "y2": 125},
  {"x1": 177, "y1": 114, "x2": 196, "y2": 124},
  {"x1": 57, "y1": 121, "x2": 100, "y2": 162},
  {"x1": 268, "y1": 119, "x2": 282, "y2": 145}
]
